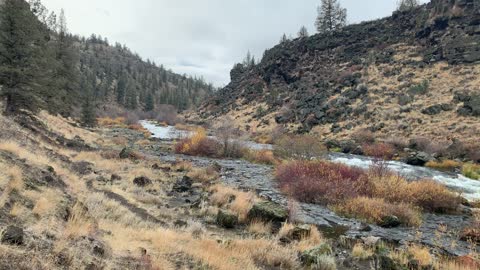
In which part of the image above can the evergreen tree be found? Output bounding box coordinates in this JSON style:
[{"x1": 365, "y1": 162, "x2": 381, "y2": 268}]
[
  {"x1": 242, "y1": 51, "x2": 255, "y2": 68},
  {"x1": 280, "y1": 33, "x2": 288, "y2": 43},
  {"x1": 80, "y1": 76, "x2": 96, "y2": 127},
  {"x1": 397, "y1": 0, "x2": 420, "y2": 11},
  {"x1": 116, "y1": 75, "x2": 127, "y2": 104},
  {"x1": 145, "y1": 93, "x2": 154, "y2": 111},
  {"x1": 315, "y1": 0, "x2": 347, "y2": 33},
  {"x1": 52, "y1": 9, "x2": 79, "y2": 116},
  {"x1": 0, "y1": 0, "x2": 47, "y2": 114},
  {"x1": 298, "y1": 26, "x2": 309, "y2": 38}
]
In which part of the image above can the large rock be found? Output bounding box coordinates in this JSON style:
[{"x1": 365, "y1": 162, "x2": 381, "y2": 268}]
[
  {"x1": 1, "y1": 226, "x2": 24, "y2": 245},
  {"x1": 458, "y1": 95, "x2": 480, "y2": 117},
  {"x1": 172, "y1": 176, "x2": 193, "y2": 193},
  {"x1": 405, "y1": 151, "x2": 433, "y2": 166},
  {"x1": 133, "y1": 176, "x2": 152, "y2": 187},
  {"x1": 378, "y1": 215, "x2": 402, "y2": 228},
  {"x1": 216, "y1": 210, "x2": 238, "y2": 229},
  {"x1": 119, "y1": 147, "x2": 133, "y2": 159},
  {"x1": 247, "y1": 201, "x2": 288, "y2": 223},
  {"x1": 300, "y1": 243, "x2": 333, "y2": 267}
]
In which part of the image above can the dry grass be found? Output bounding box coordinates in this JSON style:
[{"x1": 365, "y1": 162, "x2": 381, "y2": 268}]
[
  {"x1": 209, "y1": 184, "x2": 258, "y2": 222},
  {"x1": 247, "y1": 220, "x2": 272, "y2": 235},
  {"x1": 426, "y1": 160, "x2": 462, "y2": 171},
  {"x1": 408, "y1": 244, "x2": 434, "y2": 266},
  {"x1": 352, "y1": 243, "x2": 374, "y2": 260},
  {"x1": 462, "y1": 163, "x2": 480, "y2": 180},
  {"x1": 244, "y1": 149, "x2": 277, "y2": 165},
  {"x1": 97, "y1": 117, "x2": 126, "y2": 127},
  {"x1": 187, "y1": 167, "x2": 220, "y2": 183},
  {"x1": 336, "y1": 197, "x2": 423, "y2": 227},
  {"x1": 0, "y1": 166, "x2": 24, "y2": 207},
  {"x1": 39, "y1": 111, "x2": 99, "y2": 144}
]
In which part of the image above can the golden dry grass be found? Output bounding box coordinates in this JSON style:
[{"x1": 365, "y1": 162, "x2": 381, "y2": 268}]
[
  {"x1": 352, "y1": 243, "x2": 374, "y2": 260},
  {"x1": 426, "y1": 160, "x2": 462, "y2": 171},
  {"x1": 210, "y1": 184, "x2": 259, "y2": 222},
  {"x1": 187, "y1": 167, "x2": 219, "y2": 183},
  {"x1": 247, "y1": 220, "x2": 272, "y2": 235},
  {"x1": 336, "y1": 197, "x2": 423, "y2": 227}
]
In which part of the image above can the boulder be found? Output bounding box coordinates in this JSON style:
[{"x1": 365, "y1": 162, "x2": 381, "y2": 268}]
[
  {"x1": 405, "y1": 151, "x2": 432, "y2": 166},
  {"x1": 119, "y1": 147, "x2": 133, "y2": 159},
  {"x1": 247, "y1": 201, "x2": 288, "y2": 223},
  {"x1": 280, "y1": 224, "x2": 311, "y2": 243},
  {"x1": 378, "y1": 215, "x2": 401, "y2": 228},
  {"x1": 172, "y1": 176, "x2": 193, "y2": 193},
  {"x1": 216, "y1": 210, "x2": 238, "y2": 229},
  {"x1": 458, "y1": 95, "x2": 480, "y2": 117},
  {"x1": 300, "y1": 243, "x2": 333, "y2": 266},
  {"x1": 421, "y1": 104, "x2": 443, "y2": 115},
  {"x1": 133, "y1": 176, "x2": 152, "y2": 187},
  {"x1": 1, "y1": 226, "x2": 24, "y2": 245},
  {"x1": 71, "y1": 161, "x2": 94, "y2": 175}
]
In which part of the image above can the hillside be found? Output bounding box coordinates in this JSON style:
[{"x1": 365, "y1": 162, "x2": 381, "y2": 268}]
[
  {"x1": 0, "y1": 0, "x2": 214, "y2": 123},
  {"x1": 75, "y1": 35, "x2": 215, "y2": 113},
  {"x1": 196, "y1": 0, "x2": 480, "y2": 145}
]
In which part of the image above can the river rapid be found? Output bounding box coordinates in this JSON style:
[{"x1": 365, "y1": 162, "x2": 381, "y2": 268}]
[{"x1": 140, "y1": 120, "x2": 478, "y2": 256}]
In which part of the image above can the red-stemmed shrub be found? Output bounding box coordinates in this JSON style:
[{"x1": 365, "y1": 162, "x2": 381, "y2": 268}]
[{"x1": 275, "y1": 161, "x2": 370, "y2": 204}]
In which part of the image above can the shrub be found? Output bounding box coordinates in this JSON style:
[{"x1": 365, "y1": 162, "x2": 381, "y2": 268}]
[
  {"x1": 174, "y1": 128, "x2": 221, "y2": 157},
  {"x1": 408, "y1": 80, "x2": 429, "y2": 95},
  {"x1": 462, "y1": 163, "x2": 480, "y2": 180},
  {"x1": 352, "y1": 129, "x2": 375, "y2": 145},
  {"x1": 275, "y1": 160, "x2": 461, "y2": 222},
  {"x1": 362, "y1": 142, "x2": 395, "y2": 160},
  {"x1": 425, "y1": 160, "x2": 462, "y2": 171},
  {"x1": 370, "y1": 174, "x2": 460, "y2": 213},
  {"x1": 351, "y1": 244, "x2": 374, "y2": 260},
  {"x1": 275, "y1": 161, "x2": 370, "y2": 204},
  {"x1": 409, "y1": 137, "x2": 446, "y2": 155},
  {"x1": 335, "y1": 197, "x2": 422, "y2": 227},
  {"x1": 244, "y1": 150, "x2": 277, "y2": 165},
  {"x1": 274, "y1": 135, "x2": 326, "y2": 160},
  {"x1": 97, "y1": 117, "x2": 126, "y2": 127}
]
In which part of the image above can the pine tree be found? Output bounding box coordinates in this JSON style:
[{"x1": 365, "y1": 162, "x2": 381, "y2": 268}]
[
  {"x1": 280, "y1": 33, "x2": 288, "y2": 44},
  {"x1": 242, "y1": 51, "x2": 255, "y2": 68},
  {"x1": 80, "y1": 77, "x2": 96, "y2": 127},
  {"x1": 298, "y1": 26, "x2": 309, "y2": 38},
  {"x1": 145, "y1": 93, "x2": 154, "y2": 111},
  {"x1": 52, "y1": 9, "x2": 79, "y2": 116},
  {"x1": 0, "y1": 0, "x2": 46, "y2": 114},
  {"x1": 116, "y1": 75, "x2": 127, "y2": 104},
  {"x1": 315, "y1": 0, "x2": 347, "y2": 33},
  {"x1": 397, "y1": 0, "x2": 420, "y2": 11}
]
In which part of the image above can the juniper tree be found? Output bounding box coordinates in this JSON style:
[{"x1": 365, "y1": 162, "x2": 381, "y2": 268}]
[
  {"x1": 397, "y1": 0, "x2": 420, "y2": 11},
  {"x1": 315, "y1": 0, "x2": 347, "y2": 33},
  {"x1": 298, "y1": 26, "x2": 309, "y2": 38}
]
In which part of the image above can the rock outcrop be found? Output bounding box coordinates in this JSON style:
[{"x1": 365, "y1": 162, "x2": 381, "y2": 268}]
[{"x1": 199, "y1": 0, "x2": 480, "y2": 143}]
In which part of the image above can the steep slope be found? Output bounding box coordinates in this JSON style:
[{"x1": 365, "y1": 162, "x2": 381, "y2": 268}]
[{"x1": 198, "y1": 0, "x2": 480, "y2": 144}]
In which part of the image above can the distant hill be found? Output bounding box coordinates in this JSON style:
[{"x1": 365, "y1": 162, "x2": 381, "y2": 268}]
[
  {"x1": 0, "y1": 0, "x2": 215, "y2": 123},
  {"x1": 74, "y1": 35, "x2": 215, "y2": 113},
  {"x1": 196, "y1": 0, "x2": 480, "y2": 144}
]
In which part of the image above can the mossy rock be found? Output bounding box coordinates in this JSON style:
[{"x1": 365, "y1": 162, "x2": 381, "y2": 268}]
[
  {"x1": 300, "y1": 243, "x2": 333, "y2": 267},
  {"x1": 247, "y1": 201, "x2": 288, "y2": 223},
  {"x1": 216, "y1": 210, "x2": 238, "y2": 229}
]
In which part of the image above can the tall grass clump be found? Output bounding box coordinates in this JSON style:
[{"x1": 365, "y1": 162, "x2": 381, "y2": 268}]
[{"x1": 462, "y1": 163, "x2": 480, "y2": 180}]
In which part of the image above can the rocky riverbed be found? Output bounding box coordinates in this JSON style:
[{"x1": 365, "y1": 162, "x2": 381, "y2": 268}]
[{"x1": 133, "y1": 122, "x2": 479, "y2": 257}]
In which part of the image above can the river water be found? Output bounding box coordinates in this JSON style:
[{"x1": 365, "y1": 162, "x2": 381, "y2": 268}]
[
  {"x1": 140, "y1": 120, "x2": 478, "y2": 256},
  {"x1": 141, "y1": 120, "x2": 480, "y2": 201}
]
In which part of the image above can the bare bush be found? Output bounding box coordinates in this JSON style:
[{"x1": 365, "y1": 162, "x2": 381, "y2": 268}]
[{"x1": 274, "y1": 134, "x2": 326, "y2": 160}]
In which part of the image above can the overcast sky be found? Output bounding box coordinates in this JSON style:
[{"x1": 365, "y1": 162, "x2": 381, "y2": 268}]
[{"x1": 41, "y1": 0, "x2": 429, "y2": 86}]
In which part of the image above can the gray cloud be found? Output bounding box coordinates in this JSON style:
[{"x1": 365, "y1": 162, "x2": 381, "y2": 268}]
[{"x1": 42, "y1": 0, "x2": 429, "y2": 86}]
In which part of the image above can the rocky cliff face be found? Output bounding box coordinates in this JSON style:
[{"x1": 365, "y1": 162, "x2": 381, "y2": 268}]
[{"x1": 197, "y1": 0, "x2": 480, "y2": 143}]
